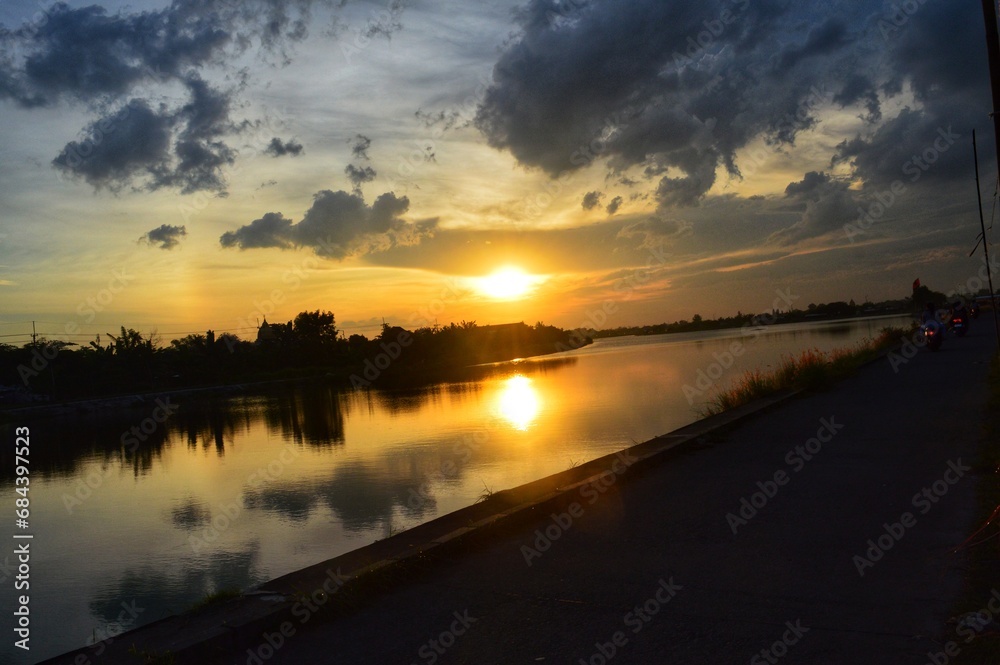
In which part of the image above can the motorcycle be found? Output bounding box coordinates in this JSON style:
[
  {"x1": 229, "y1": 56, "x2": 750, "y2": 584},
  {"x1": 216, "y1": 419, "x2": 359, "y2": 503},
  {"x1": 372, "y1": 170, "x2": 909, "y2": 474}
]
[
  {"x1": 950, "y1": 311, "x2": 968, "y2": 337},
  {"x1": 920, "y1": 321, "x2": 943, "y2": 351}
]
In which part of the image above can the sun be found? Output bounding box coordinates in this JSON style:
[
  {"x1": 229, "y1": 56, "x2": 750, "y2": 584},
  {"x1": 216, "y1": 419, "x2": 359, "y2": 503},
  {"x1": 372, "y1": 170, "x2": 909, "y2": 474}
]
[
  {"x1": 473, "y1": 266, "x2": 541, "y2": 300},
  {"x1": 496, "y1": 375, "x2": 541, "y2": 431}
]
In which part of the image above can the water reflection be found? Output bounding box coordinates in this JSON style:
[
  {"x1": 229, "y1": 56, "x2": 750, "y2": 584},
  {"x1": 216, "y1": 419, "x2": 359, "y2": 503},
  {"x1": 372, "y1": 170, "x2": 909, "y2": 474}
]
[
  {"x1": 496, "y1": 375, "x2": 541, "y2": 431},
  {"x1": 0, "y1": 383, "x2": 348, "y2": 481},
  {"x1": 87, "y1": 546, "x2": 262, "y2": 638}
]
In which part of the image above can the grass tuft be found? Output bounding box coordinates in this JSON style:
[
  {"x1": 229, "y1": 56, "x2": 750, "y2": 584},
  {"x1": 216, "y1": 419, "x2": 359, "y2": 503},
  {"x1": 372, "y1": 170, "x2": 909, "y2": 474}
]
[
  {"x1": 188, "y1": 587, "x2": 242, "y2": 612},
  {"x1": 702, "y1": 326, "x2": 912, "y2": 416}
]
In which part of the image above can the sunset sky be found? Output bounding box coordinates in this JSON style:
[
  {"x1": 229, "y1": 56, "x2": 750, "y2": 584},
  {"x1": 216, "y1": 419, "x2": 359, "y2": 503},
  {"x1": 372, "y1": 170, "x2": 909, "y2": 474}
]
[{"x1": 0, "y1": 0, "x2": 997, "y2": 343}]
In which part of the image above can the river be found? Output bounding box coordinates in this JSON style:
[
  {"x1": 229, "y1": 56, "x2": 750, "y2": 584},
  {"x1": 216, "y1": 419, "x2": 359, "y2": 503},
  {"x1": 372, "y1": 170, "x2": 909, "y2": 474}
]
[{"x1": 0, "y1": 314, "x2": 912, "y2": 663}]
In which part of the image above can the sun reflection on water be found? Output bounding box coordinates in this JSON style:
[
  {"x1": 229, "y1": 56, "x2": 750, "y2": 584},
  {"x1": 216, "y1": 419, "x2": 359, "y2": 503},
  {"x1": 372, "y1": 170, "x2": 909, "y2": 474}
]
[{"x1": 496, "y1": 375, "x2": 541, "y2": 431}]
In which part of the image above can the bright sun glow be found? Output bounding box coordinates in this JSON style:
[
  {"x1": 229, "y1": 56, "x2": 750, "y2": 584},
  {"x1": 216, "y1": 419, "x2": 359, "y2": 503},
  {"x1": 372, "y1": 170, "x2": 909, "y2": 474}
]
[
  {"x1": 496, "y1": 375, "x2": 540, "y2": 431},
  {"x1": 473, "y1": 266, "x2": 541, "y2": 300}
]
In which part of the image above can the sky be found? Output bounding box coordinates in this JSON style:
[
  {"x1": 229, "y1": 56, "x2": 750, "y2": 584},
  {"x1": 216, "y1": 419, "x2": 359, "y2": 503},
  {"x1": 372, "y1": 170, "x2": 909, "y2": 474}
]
[{"x1": 0, "y1": 0, "x2": 998, "y2": 343}]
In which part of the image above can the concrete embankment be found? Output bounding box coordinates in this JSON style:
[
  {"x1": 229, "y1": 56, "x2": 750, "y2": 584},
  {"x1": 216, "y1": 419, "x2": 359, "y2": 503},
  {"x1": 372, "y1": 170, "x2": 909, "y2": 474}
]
[{"x1": 40, "y1": 330, "x2": 996, "y2": 664}]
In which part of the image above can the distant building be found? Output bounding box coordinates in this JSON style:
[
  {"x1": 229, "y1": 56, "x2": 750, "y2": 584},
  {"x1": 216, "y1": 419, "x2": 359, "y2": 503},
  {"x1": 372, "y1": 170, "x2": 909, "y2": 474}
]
[{"x1": 256, "y1": 318, "x2": 277, "y2": 344}]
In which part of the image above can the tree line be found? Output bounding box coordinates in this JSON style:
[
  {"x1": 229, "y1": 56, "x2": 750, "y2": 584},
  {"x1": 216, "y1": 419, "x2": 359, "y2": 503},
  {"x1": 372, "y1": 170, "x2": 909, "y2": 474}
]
[{"x1": 0, "y1": 312, "x2": 590, "y2": 402}]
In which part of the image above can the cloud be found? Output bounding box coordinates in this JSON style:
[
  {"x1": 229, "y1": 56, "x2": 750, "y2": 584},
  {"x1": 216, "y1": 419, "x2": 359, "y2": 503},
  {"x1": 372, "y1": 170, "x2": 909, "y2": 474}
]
[
  {"x1": 51, "y1": 75, "x2": 238, "y2": 193},
  {"x1": 52, "y1": 100, "x2": 174, "y2": 192},
  {"x1": 220, "y1": 190, "x2": 434, "y2": 259},
  {"x1": 606, "y1": 196, "x2": 623, "y2": 215},
  {"x1": 581, "y1": 191, "x2": 603, "y2": 210},
  {"x1": 617, "y1": 216, "x2": 693, "y2": 249},
  {"x1": 771, "y1": 174, "x2": 858, "y2": 246},
  {"x1": 474, "y1": 0, "x2": 984, "y2": 215},
  {"x1": 772, "y1": 19, "x2": 850, "y2": 76},
  {"x1": 350, "y1": 134, "x2": 372, "y2": 160},
  {"x1": 141, "y1": 224, "x2": 188, "y2": 250},
  {"x1": 784, "y1": 171, "x2": 830, "y2": 199},
  {"x1": 264, "y1": 137, "x2": 304, "y2": 157},
  {"x1": 345, "y1": 164, "x2": 377, "y2": 191},
  {"x1": 219, "y1": 212, "x2": 296, "y2": 250},
  {"x1": 0, "y1": 0, "x2": 337, "y2": 194},
  {"x1": 474, "y1": 0, "x2": 841, "y2": 206},
  {"x1": 0, "y1": 0, "x2": 325, "y2": 107}
]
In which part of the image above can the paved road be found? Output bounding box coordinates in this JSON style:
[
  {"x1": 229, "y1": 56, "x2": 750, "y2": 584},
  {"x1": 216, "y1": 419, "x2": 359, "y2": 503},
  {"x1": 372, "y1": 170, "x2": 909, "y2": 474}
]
[{"x1": 234, "y1": 328, "x2": 995, "y2": 665}]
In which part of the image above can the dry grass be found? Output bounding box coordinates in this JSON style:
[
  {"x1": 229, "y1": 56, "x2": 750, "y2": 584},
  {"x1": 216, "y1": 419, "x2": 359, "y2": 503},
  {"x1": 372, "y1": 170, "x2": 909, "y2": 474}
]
[{"x1": 702, "y1": 325, "x2": 912, "y2": 416}]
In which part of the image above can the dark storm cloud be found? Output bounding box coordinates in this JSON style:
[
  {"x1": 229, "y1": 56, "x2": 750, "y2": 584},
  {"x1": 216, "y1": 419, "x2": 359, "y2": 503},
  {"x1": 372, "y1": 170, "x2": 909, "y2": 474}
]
[
  {"x1": 52, "y1": 99, "x2": 174, "y2": 191},
  {"x1": 1, "y1": 0, "x2": 337, "y2": 193},
  {"x1": 0, "y1": 2, "x2": 226, "y2": 106},
  {"x1": 0, "y1": 0, "x2": 324, "y2": 107},
  {"x1": 475, "y1": 0, "x2": 863, "y2": 207},
  {"x1": 784, "y1": 171, "x2": 830, "y2": 198},
  {"x1": 51, "y1": 76, "x2": 239, "y2": 193},
  {"x1": 828, "y1": 0, "x2": 988, "y2": 190},
  {"x1": 772, "y1": 19, "x2": 850, "y2": 76},
  {"x1": 832, "y1": 74, "x2": 881, "y2": 122},
  {"x1": 220, "y1": 211, "x2": 296, "y2": 250},
  {"x1": 264, "y1": 137, "x2": 305, "y2": 157},
  {"x1": 475, "y1": 0, "x2": 987, "y2": 227},
  {"x1": 141, "y1": 224, "x2": 188, "y2": 250},
  {"x1": 770, "y1": 178, "x2": 858, "y2": 246},
  {"x1": 220, "y1": 189, "x2": 434, "y2": 259},
  {"x1": 581, "y1": 191, "x2": 603, "y2": 210}
]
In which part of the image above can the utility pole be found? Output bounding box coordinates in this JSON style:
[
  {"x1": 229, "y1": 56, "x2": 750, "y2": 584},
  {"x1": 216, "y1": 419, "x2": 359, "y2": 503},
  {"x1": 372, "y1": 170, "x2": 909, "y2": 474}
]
[
  {"x1": 973, "y1": 130, "x2": 1000, "y2": 351},
  {"x1": 980, "y1": 1, "x2": 1000, "y2": 351},
  {"x1": 982, "y1": 0, "x2": 1000, "y2": 164}
]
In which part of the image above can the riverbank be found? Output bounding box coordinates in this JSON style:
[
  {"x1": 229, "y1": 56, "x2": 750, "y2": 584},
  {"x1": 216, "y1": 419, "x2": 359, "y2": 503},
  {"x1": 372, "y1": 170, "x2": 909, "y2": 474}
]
[{"x1": 39, "y1": 327, "x2": 997, "y2": 664}]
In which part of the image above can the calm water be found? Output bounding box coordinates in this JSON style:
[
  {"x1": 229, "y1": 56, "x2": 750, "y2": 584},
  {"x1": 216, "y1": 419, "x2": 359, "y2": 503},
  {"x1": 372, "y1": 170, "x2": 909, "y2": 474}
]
[{"x1": 0, "y1": 315, "x2": 910, "y2": 663}]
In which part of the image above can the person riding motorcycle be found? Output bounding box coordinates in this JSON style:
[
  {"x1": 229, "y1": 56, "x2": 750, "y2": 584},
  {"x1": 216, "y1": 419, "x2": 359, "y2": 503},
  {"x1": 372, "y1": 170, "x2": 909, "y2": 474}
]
[
  {"x1": 949, "y1": 300, "x2": 969, "y2": 336},
  {"x1": 921, "y1": 302, "x2": 944, "y2": 348}
]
